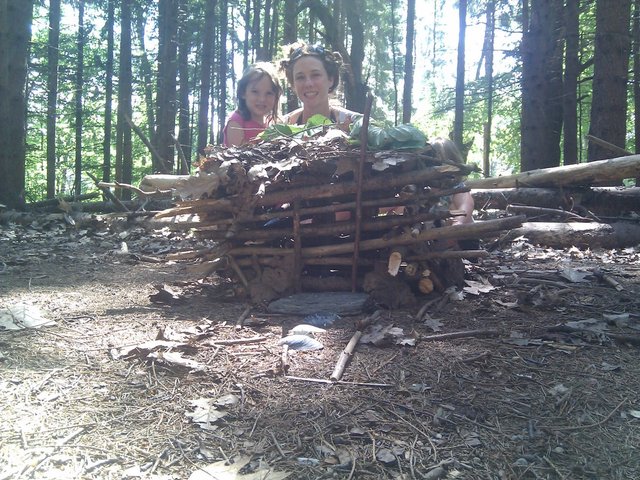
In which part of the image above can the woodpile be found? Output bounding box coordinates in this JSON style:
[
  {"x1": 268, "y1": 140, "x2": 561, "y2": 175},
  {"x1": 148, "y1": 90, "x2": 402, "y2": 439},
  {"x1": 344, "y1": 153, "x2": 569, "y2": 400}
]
[{"x1": 153, "y1": 130, "x2": 524, "y2": 306}]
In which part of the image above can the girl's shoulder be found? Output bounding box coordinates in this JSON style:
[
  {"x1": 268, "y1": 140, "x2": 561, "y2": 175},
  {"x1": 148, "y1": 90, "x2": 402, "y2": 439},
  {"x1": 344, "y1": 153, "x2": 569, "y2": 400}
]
[{"x1": 227, "y1": 110, "x2": 246, "y2": 124}]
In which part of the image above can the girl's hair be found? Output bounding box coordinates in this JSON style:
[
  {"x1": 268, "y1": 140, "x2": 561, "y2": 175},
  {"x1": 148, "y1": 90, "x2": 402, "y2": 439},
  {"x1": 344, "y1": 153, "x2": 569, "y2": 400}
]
[
  {"x1": 280, "y1": 41, "x2": 344, "y2": 93},
  {"x1": 237, "y1": 62, "x2": 283, "y2": 121}
]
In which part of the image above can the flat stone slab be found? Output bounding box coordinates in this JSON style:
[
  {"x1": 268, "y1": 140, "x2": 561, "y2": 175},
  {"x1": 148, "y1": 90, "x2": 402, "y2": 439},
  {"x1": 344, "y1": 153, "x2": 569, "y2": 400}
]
[{"x1": 267, "y1": 292, "x2": 371, "y2": 316}]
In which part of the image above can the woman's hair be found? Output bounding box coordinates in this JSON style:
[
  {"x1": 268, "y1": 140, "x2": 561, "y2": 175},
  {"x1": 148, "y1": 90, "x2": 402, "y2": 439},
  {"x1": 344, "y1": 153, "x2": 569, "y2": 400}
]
[
  {"x1": 236, "y1": 62, "x2": 283, "y2": 121},
  {"x1": 280, "y1": 41, "x2": 344, "y2": 93}
]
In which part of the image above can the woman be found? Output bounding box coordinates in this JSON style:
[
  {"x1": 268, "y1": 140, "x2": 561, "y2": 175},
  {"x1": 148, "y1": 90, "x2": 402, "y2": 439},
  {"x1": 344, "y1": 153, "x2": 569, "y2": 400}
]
[
  {"x1": 223, "y1": 62, "x2": 282, "y2": 147},
  {"x1": 279, "y1": 42, "x2": 359, "y2": 130}
]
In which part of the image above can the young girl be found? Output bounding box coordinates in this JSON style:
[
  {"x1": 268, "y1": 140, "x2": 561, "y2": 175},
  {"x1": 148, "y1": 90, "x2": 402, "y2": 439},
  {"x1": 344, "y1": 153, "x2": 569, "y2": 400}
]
[{"x1": 223, "y1": 62, "x2": 282, "y2": 147}]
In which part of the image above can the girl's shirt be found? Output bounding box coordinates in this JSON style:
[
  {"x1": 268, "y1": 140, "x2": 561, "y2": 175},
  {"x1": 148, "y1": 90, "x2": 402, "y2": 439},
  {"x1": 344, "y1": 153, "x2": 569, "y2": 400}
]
[{"x1": 222, "y1": 110, "x2": 265, "y2": 146}]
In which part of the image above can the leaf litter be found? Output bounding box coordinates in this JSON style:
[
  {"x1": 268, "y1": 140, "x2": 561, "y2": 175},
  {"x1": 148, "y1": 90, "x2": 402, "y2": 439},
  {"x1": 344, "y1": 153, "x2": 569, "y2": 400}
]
[{"x1": 1, "y1": 215, "x2": 640, "y2": 479}]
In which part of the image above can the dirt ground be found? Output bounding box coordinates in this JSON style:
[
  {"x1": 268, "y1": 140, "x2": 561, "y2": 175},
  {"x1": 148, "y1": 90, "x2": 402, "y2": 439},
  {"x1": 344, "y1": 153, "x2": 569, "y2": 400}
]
[{"x1": 1, "y1": 212, "x2": 639, "y2": 480}]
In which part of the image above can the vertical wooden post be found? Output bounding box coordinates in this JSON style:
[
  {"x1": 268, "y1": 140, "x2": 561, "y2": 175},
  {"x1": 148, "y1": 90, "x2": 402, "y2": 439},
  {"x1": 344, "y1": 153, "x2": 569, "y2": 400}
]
[{"x1": 351, "y1": 93, "x2": 375, "y2": 292}]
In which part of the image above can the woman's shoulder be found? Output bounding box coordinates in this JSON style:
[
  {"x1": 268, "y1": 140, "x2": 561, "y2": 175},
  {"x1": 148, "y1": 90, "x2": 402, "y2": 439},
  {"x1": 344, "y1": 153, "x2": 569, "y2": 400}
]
[{"x1": 331, "y1": 106, "x2": 361, "y2": 123}]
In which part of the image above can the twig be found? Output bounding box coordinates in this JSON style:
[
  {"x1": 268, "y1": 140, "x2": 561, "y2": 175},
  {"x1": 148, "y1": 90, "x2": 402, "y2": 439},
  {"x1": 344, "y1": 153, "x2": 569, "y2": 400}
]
[
  {"x1": 281, "y1": 344, "x2": 289, "y2": 374},
  {"x1": 285, "y1": 375, "x2": 392, "y2": 388},
  {"x1": 330, "y1": 331, "x2": 363, "y2": 381},
  {"x1": 235, "y1": 305, "x2": 252, "y2": 329},
  {"x1": 227, "y1": 255, "x2": 250, "y2": 288},
  {"x1": 209, "y1": 336, "x2": 267, "y2": 346},
  {"x1": 543, "y1": 455, "x2": 566, "y2": 480},
  {"x1": 268, "y1": 431, "x2": 287, "y2": 459},
  {"x1": 86, "y1": 171, "x2": 130, "y2": 212},
  {"x1": 420, "y1": 329, "x2": 499, "y2": 342},
  {"x1": 593, "y1": 268, "x2": 624, "y2": 291},
  {"x1": 539, "y1": 397, "x2": 626, "y2": 431}
]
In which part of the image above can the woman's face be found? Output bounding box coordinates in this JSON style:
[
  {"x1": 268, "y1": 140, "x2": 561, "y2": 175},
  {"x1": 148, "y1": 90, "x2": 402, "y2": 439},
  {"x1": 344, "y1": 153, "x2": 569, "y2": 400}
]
[
  {"x1": 243, "y1": 76, "x2": 277, "y2": 122},
  {"x1": 292, "y1": 56, "x2": 334, "y2": 111}
]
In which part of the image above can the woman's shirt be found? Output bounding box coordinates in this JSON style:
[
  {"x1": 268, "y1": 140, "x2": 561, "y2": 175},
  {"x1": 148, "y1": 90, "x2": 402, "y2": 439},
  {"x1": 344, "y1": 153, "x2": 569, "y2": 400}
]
[
  {"x1": 284, "y1": 106, "x2": 358, "y2": 129},
  {"x1": 222, "y1": 110, "x2": 266, "y2": 146}
]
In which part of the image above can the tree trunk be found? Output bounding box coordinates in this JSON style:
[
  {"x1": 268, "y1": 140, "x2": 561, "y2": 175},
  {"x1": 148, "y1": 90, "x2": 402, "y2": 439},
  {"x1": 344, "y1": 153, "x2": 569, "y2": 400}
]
[
  {"x1": 472, "y1": 187, "x2": 640, "y2": 216},
  {"x1": 252, "y1": 0, "x2": 261, "y2": 59},
  {"x1": 390, "y1": 0, "x2": 400, "y2": 125},
  {"x1": 74, "y1": 0, "x2": 85, "y2": 196},
  {"x1": 243, "y1": 0, "x2": 250, "y2": 70},
  {"x1": 102, "y1": 0, "x2": 115, "y2": 185},
  {"x1": 453, "y1": 0, "x2": 466, "y2": 150},
  {"x1": 482, "y1": 0, "x2": 495, "y2": 177},
  {"x1": 155, "y1": 0, "x2": 179, "y2": 171},
  {"x1": 134, "y1": 4, "x2": 156, "y2": 146},
  {"x1": 46, "y1": 0, "x2": 61, "y2": 199},
  {"x1": 562, "y1": 0, "x2": 579, "y2": 165},
  {"x1": 635, "y1": 0, "x2": 640, "y2": 185},
  {"x1": 116, "y1": 0, "x2": 134, "y2": 199},
  {"x1": 0, "y1": 0, "x2": 33, "y2": 209},
  {"x1": 217, "y1": 0, "x2": 228, "y2": 144},
  {"x1": 520, "y1": 0, "x2": 564, "y2": 171},
  {"x1": 342, "y1": 1, "x2": 366, "y2": 112},
  {"x1": 499, "y1": 222, "x2": 640, "y2": 249},
  {"x1": 177, "y1": 0, "x2": 191, "y2": 171},
  {"x1": 587, "y1": 0, "x2": 631, "y2": 163},
  {"x1": 259, "y1": 0, "x2": 272, "y2": 61},
  {"x1": 402, "y1": 0, "x2": 415, "y2": 124},
  {"x1": 282, "y1": 0, "x2": 298, "y2": 115},
  {"x1": 197, "y1": 0, "x2": 216, "y2": 155}
]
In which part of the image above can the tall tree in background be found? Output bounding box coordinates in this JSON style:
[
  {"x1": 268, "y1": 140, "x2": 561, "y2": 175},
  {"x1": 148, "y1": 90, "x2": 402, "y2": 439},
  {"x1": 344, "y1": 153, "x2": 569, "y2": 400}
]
[
  {"x1": 402, "y1": 0, "x2": 416, "y2": 124},
  {"x1": 217, "y1": 0, "x2": 228, "y2": 143},
  {"x1": 390, "y1": 0, "x2": 400, "y2": 124},
  {"x1": 46, "y1": 0, "x2": 61, "y2": 198},
  {"x1": 116, "y1": 0, "x2": 133, "y2": 199},
  {"x1": 155, "y1": 0, "x2": 179, "y2": 172},
  {"x1": 74, "y1": 0, "x2": 85, "y2": 195},
  {"x1": 0, "y1": 0, "x2": 34, "y2": 208},
  {"x1": 177, "y1": 0, "x2": 191, "y2": 170},
  {"x1": 197, "y1": 0, "x2": 216, "y2": 154},
  {"x1": 343, "y1": 0, "x2": 366, "y2": 112},
  {"x1": 562, "y1": 0, "x2": 579, "y2": 164},
  {"x1": 634, "y1": 0, "x2": 640, "y2": 156},
  {"x1": 134, "y1": 3, "x2": 156, "y2": 146},
  {"x1": 482, "y1": 0, "x2": 495, "y2": 176},
  {"x1": 587, "y1": 0, "x2": 631, "y2": 162},
  {"x1": 453, "y1": 0, "x2": 466, "y2": 150},
  {"x1": 282, "y1": 0, "x2": 298, "y2": 114},
  {"x1": 520, "y1": 0, "x2": 563, "y2": 171},
  {"x1": 102, "y1": 0, "x2": 115, "y2": 184}
]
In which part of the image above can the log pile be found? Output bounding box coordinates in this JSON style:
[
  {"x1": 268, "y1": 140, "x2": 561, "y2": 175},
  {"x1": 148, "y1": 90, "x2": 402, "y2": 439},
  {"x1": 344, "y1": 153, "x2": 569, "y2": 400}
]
[{"x1": 155, "y1": 131, "x2": 524, "y2": 306}]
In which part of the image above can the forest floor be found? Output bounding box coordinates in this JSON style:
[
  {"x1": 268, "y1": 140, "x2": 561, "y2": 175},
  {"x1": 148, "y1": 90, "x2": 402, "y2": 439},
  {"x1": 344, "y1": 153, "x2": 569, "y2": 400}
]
[{"x1": 1, "y1": 212, "x2": 639, "y2": 480}]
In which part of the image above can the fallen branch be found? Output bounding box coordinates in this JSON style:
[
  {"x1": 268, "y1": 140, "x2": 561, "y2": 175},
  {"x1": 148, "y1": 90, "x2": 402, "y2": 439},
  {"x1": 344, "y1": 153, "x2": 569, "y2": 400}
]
[{"x1": 466, "y1": 154, "x2": 640, "y2": 189}]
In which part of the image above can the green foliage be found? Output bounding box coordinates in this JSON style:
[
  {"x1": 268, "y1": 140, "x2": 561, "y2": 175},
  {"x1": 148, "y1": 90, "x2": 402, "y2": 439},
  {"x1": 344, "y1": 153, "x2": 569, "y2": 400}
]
[{"x1": 350, "y1": 119, "x2": 427, "y2": 150}]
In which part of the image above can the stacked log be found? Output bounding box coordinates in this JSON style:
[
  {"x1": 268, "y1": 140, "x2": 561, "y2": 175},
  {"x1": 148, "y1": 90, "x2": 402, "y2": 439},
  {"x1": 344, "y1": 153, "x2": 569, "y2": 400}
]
[{"x1": 155, "y1": 132, "x2": 524, "y2": 305}]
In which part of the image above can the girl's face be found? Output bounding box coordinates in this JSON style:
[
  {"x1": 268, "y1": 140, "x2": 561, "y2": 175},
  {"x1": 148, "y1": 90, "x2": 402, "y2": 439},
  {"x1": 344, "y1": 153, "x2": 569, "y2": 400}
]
[
  {"x1": 243, "y1": 76, "x2": 277, "y2": 122},
  {"x1": 292, "y1": 56, "x2": 334, "y2": 111}
]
